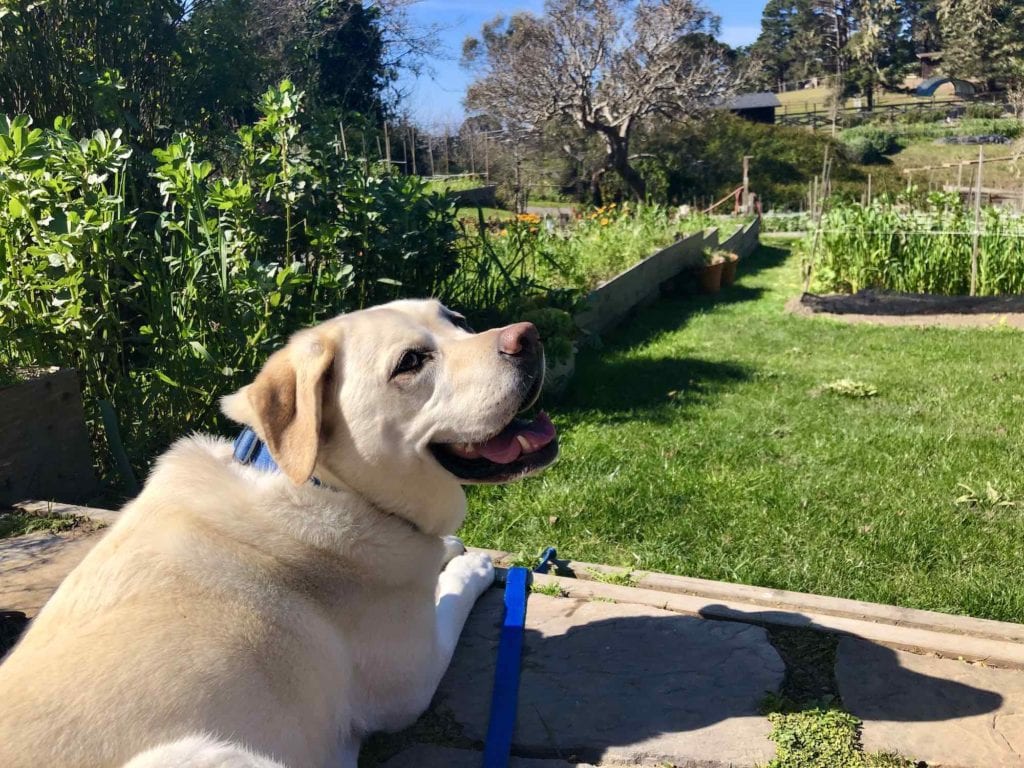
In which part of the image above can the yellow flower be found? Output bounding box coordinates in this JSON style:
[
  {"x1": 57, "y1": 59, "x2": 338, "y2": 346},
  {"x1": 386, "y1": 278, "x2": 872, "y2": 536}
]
[{"x1": 600, "y1": 217, "x2": 610, "y2": 226}]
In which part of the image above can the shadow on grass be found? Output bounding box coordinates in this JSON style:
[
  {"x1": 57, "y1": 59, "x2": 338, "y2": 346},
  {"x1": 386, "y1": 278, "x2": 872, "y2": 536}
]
[
  {"x1": 559, "y1": 354, "x2": 750, "y2": 424},
  {"x1": 551, "y1": 245, "x2": 794, "y2": 421},
  {"x1": 574, "y1": 243, "x2": 790, "y2": 354},
  {"x1": 732, "y1": 241, "x2": 791, "y2": 280}
]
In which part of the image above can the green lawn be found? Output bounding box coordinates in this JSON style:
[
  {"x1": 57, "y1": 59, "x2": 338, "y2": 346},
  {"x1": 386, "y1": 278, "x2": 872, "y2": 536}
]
[
  {"x1": 462, "y1": 239, "x2": 1024, "y2": 623},
  {"x1": 455, "y1": 206, "x2": 515, "y2": 222},
  {"x1": 776, "y1": 86, "x2": 960, "y2": 116}
]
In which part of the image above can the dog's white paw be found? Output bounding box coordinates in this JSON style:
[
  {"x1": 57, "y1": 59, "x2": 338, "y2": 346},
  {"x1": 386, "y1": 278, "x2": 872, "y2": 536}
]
[
  {"x1": 442, "y1": 551, "x2": 495, "y2": 596},
  {"x1": 441, "y1": 535, "x2": 466, "y2": 567},
  {"x1": 122, "y1": 734, "x2": 286, "y2": 768}
]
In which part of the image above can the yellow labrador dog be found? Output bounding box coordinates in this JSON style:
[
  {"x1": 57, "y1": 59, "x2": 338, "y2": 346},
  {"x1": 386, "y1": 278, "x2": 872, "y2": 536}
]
[{"x1": 0, "y1": 299, "x2": 558, "y2": 768}]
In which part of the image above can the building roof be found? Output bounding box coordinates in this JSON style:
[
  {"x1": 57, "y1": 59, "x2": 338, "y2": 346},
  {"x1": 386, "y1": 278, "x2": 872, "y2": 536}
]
[{"x1": 721, "y1": 92, "x2": 782, "y2": 110}]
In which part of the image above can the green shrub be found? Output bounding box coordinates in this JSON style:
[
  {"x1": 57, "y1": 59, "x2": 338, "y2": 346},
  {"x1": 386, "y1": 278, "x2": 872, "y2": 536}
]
[
  {"x1": 894, "y1": 108, "x2": 947, "y2": 124},
  {"x1": 840, "y1": 127, "x2": 897, "y2": 163},
  {"x1": 765, "y1": 705, "x2": 914, "y2": 768},
  {"x1": 966, "y1": 103, "x2": 1006, "y2": 120},
  {"x1": 521, "y1": 307, "x2": 574, "y2": 364},
  {"x1": 647, "y1": 114, "x2": 881, "y2": 211},
  {"x1": 0, "y1": 83, "x2": 461, "y2": 480}
]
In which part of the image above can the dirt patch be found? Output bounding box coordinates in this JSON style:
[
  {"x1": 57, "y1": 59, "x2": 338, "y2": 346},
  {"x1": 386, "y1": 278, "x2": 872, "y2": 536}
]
[{"x1": 787, "y1": 290, "x2": 1024, "y2": 329}]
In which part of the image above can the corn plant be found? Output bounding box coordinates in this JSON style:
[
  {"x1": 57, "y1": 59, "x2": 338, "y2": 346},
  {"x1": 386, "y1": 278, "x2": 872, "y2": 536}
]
[{"x1": 812, "y1": 193, "x2": 1024, "y2": 296}]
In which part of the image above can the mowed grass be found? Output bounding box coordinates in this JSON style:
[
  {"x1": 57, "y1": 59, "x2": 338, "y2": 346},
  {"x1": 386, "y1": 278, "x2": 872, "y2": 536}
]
[{"x1": 461, "y1": 239, "x2": 1024, "y2": 623}]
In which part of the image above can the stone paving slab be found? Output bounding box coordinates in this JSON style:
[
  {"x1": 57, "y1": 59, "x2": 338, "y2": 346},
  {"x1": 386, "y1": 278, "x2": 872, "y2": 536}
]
[
  {"x1": 429, "y1": 589, "x2": 785, "y2": 767},
  {"x1": 836, "y1": 636, "x2": 1024, "y2": 767},
  {"x1": 0, "y1": 528, "x2": 106, "y2": 616},
  {"x1": 9, "y1": 507, "x2": 1024, "y2": 768},
  {"x1": 380, "y1": 744, "x2": 594, "y2": 767}
]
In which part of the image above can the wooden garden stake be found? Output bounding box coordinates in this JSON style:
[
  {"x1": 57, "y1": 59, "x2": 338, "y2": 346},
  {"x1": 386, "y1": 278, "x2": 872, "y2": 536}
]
[{"x1": 971, "y1": 146, "x2": 984, "y2": 296}]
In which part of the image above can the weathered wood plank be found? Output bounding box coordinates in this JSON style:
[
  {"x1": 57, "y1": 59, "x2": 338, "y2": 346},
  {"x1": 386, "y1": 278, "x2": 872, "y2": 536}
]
[{"x1": 0, "y1": 369, "x2": 97, "y2": 506}]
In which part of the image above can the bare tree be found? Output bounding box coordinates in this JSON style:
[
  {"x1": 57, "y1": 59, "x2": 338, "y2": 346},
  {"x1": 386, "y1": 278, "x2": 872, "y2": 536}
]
[{"x1": 462, "y1": 0, "x2": 739, "y2": 202}]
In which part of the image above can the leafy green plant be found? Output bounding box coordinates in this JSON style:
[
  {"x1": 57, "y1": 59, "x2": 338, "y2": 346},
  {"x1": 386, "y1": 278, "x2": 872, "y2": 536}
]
[
  {"x1": 521, "y1": 307, "x2": 575, "y2": 365},
  {"x1": 811, "y1": 194, "x2": 1024, "y2": 296},
  {"x1": 820, "y1": 379, "x2": 878, "y2": 398},
  {"x1": 840, "y1": 127, "x2": 897, "y2": 164},
  {"x1": 585, "y1": 568, "x2": 636, "y2": 587},
  {"x1": 0, "y1": 511, "x2": 82, "y2": 539},
  {"x1": 530, "y1": 581, "x2": 567, "y2": 597},
  {"x1": 954, "y1": 482, "x2": 1017, "y2": 514},
  {"x1": 0, "y1": 84, "x2": 461, "y2": 481},
  {"x1": 763, "y1": 703, "x2": 914, "y2": 768}
]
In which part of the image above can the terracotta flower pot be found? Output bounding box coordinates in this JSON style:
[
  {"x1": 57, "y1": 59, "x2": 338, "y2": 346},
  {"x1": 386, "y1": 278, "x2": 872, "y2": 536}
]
[
  {"x1": 699, "y1": 257, "x2": 725, "y2": 294},
  {"x1": 720, "y1": 252, "x2": 739, "y2": 286}
]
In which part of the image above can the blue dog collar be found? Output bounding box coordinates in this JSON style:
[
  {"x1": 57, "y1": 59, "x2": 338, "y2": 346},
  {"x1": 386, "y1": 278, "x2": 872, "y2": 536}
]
[{"x1": 232, "y1": 427, "x2": 321, "y2": 486}]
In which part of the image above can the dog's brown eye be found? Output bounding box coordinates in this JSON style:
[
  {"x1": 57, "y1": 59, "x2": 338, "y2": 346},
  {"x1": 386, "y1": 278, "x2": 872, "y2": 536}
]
[{"x1": 392, "y1": 350, "x2": 428, "y2": 378}]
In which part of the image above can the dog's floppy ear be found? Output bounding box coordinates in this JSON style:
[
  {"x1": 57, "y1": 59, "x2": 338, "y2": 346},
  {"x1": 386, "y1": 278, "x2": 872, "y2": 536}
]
[{"x1": 222, "y1": 334, "x2": 336, "y2": 484}]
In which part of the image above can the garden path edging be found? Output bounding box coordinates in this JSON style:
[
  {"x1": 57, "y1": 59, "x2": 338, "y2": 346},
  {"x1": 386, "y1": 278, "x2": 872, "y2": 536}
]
[
  {"x1": 573, "y1": 217, "x2": 761, "y2": 337},
  {"x1": 475, "y1": 548, "x2": 1024, "y2": 669}
]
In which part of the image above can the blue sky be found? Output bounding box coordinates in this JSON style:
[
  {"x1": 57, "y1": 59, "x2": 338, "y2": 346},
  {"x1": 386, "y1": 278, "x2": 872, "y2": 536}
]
[{"x1": 396, "y1": 0, "x2": 764, "y2": 126}]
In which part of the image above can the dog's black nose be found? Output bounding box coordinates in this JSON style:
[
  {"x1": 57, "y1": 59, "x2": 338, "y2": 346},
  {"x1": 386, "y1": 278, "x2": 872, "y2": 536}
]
[{"x1": 497, "y1": 322, "x2": 540, "y2": 358}]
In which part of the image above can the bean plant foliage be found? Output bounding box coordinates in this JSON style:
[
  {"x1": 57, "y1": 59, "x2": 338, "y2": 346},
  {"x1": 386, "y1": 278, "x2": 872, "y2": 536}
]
[{"x1": 0, "y1": 81, "x2": 461, "y2": 481}]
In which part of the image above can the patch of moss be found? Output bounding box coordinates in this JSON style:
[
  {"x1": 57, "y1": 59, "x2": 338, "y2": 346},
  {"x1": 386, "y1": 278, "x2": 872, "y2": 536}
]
[
  {"x1": 761, "y1": 701, "x2": 915, "y2": 768},
  {"x1": 0, "y1": 511, "x2": 82, "y2": 539},
  {"x1": 761, "y1": 628, "x2": 917, "y2": 768},
  {"x1": 531, "y1": 581, "x2": 567, "y2": 598}
]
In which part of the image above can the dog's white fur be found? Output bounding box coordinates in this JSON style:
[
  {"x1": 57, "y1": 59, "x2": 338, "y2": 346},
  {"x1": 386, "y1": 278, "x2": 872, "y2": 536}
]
[{"x1": 0, "y1": 299, "x2": 549, "y2": 768}]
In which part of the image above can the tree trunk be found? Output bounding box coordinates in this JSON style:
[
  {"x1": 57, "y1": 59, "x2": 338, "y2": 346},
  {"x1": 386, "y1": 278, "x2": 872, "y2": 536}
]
[
  {"x1": 590, "y1": 167, "x2": 605, "y2": 207},
  {"x1": 607, "y1": 136, "x2": 646, "y2": 201}
]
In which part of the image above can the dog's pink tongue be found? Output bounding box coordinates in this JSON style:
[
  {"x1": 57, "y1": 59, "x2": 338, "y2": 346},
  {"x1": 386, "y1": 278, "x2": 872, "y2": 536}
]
[{"x1": 477, "y1": 412, "x2": 557, "y2": 464}]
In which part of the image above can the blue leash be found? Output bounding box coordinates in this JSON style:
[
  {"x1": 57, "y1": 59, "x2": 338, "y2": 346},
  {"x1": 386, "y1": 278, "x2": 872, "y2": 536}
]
[{"x1": 481, "y1": 547, "x2": 558, "y2": 768}]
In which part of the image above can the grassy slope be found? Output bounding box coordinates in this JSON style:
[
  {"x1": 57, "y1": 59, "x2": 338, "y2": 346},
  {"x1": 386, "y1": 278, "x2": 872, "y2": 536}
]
[
  {"x1": 777, "y1": 86, "x2": 960, "y2": 115},
  {"x1": 461, "y1": 240, "x2": 1024, "y2": 623},
  {"x1": 889, "y1": 140, "x2": 1024, "y2": 190}
]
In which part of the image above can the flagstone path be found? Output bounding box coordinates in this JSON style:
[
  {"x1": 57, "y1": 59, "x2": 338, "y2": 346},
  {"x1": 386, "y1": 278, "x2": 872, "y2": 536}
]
[{"x1": 3, "y1": 503, "x2": 1024, "y2": 767}]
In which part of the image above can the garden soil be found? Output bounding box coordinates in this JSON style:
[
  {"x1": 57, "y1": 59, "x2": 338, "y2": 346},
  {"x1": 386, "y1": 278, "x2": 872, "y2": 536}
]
[{"x1": 788, "y1": 290, "x2": 1024, "y2": 329}]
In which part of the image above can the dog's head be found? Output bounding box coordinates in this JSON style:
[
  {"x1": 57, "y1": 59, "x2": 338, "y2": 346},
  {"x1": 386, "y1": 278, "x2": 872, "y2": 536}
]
[{"x1": 222, "y1": 299, "x2": 559, "y2": 533}]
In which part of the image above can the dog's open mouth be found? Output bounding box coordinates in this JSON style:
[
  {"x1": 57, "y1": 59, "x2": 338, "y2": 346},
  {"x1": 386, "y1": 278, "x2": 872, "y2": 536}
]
[{"x1": 429, "y1": 411, "x2": 559, "y2": 483}]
